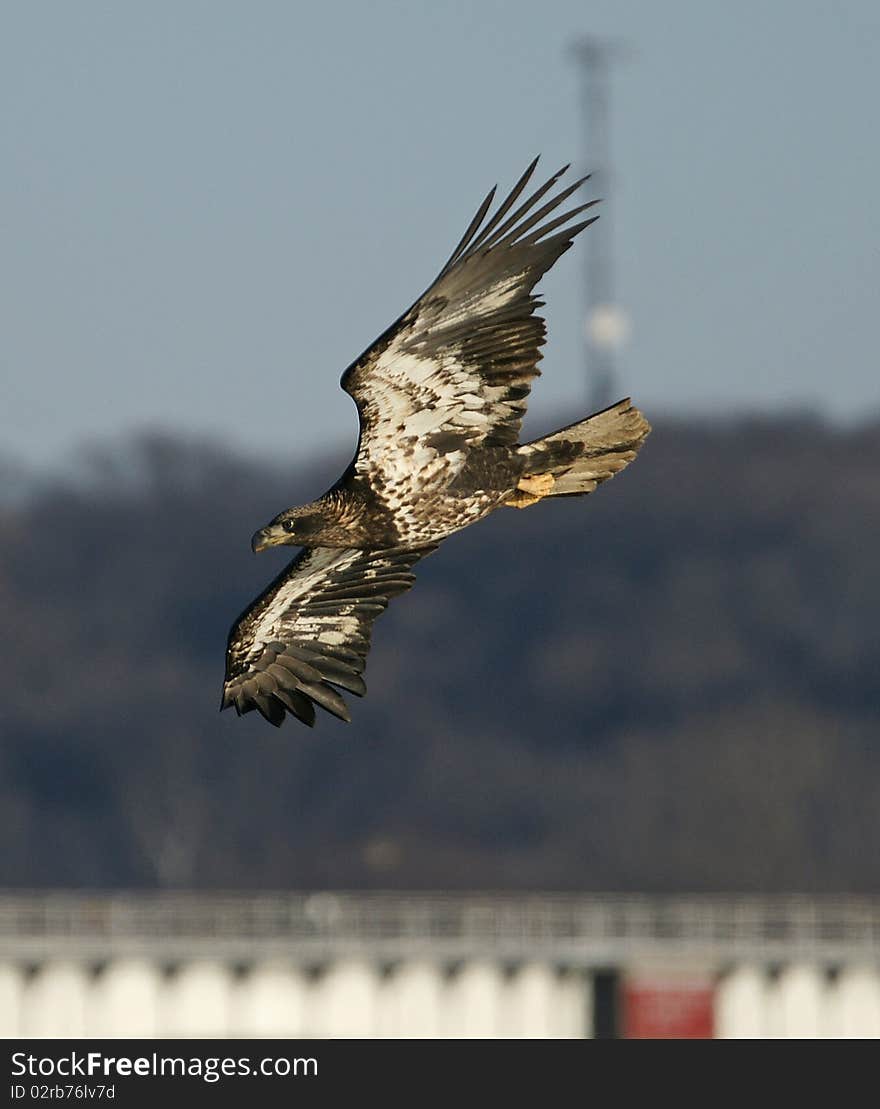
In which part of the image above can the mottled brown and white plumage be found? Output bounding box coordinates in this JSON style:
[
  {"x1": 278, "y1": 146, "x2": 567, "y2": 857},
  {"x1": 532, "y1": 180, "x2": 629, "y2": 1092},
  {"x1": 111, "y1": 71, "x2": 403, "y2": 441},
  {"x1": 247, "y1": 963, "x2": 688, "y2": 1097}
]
[{"x1": 223, "y1": 159, "x2": 651, "y2": 727}]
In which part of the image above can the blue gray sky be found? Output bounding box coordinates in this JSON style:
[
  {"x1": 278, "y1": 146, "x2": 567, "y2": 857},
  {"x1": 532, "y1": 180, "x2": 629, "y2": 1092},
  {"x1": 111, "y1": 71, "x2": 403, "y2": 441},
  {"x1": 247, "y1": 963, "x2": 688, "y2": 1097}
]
[{"x1": 2, "y1": 1, "x2": 878, "y2": 473}]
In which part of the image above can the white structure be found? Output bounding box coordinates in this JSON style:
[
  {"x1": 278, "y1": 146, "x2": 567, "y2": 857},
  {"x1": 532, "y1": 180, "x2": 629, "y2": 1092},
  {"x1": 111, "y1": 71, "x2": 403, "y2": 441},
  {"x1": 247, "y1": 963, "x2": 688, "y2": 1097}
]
[
  {"x1": 442, "y1": 960, "x2": 506, "y2": 1037},
  {"x1": 554, "y1": 967, "x2": 592, "y2": 1038},
  {"x1": 89, "y1": 958, "x2": 160, "y2": 1038},
  {"x1": 765, "y1": 963, "x2": 826, "y2": 1038},
  {"x1": 21, "y1": 960, "x2": 89, "y2": 1038},
  {"x1": 826, "y1": 967, "x2": 880, "y2": 1039},
  {"x1": 0, "y1": 962, "x2": 23, "y2": 1037},
  {"x1": 715, "y1": 964, "x2": 768, "y2": 1038},
  {"x1": 161, "y1": 960, "x2": 234, "y2": 1038},
  {"x1": 309, "y1": 959, "x2": 380, "y2": 1038},
  {"x1": 377, "y1": 960, "x2": 444, "y2": 1038},
  {"x1": 233, "y1": 959, "x2": 307, "y2": 1038},
  {"x1": 0, "y1": 892, "x2": 878, "y2": 1038},
  {"x1": 501, "y1": 962, "x2": 558, "y2": 1038}
]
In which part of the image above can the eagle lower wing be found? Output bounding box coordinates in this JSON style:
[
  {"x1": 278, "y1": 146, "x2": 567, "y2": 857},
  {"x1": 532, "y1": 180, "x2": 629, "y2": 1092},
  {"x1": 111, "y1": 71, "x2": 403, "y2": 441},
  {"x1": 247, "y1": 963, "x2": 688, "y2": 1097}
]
[
  {"x1": 222, "y1": 544, "x2": 436, "y2": 727},
  {"x1": 341, "y1": 159, "x2": 599, "y2": 480}
]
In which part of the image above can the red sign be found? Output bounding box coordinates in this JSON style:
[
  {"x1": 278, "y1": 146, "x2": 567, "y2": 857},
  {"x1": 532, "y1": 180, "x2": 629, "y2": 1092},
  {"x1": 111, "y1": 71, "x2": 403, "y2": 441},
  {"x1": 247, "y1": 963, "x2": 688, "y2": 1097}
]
[{"x1": 622, "y1": 976, "x2": 715, "y2": 1039}]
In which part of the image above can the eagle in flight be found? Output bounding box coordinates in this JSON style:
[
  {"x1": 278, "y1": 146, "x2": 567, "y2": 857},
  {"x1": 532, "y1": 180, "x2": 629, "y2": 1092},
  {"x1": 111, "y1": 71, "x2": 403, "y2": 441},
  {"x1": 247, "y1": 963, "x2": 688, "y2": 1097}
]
[{"x1": 222, "y1": 159, "x2": 650, "y2": 727}]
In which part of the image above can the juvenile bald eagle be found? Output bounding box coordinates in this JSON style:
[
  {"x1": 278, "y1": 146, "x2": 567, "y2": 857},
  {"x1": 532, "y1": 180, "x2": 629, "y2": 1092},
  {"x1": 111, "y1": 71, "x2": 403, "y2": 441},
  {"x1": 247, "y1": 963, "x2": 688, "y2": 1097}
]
[{"x1": 223, "y1": 159, "x2": 650, "y2": 727}]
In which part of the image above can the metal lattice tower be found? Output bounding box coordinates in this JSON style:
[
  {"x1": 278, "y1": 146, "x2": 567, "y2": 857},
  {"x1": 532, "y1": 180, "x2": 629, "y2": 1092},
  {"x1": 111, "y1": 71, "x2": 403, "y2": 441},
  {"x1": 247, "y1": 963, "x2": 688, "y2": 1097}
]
[{"x1": 571, "y1": 36, "x2": 628, "y2": 411}]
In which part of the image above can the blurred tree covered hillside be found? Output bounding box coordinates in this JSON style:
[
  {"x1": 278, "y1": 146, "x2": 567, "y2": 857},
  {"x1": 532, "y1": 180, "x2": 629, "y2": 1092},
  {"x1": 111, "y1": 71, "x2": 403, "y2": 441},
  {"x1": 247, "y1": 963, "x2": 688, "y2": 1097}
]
[{"x1": 0, "y1": 415, "x2": 878, "y2": 892}]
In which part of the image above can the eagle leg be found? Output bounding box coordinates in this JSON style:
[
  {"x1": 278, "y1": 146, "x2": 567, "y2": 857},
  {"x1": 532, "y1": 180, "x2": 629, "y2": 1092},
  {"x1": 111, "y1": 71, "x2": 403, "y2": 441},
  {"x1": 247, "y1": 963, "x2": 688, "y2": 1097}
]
[{"x1": 505, "y1": 472, "x2": 556, "y2": 509}]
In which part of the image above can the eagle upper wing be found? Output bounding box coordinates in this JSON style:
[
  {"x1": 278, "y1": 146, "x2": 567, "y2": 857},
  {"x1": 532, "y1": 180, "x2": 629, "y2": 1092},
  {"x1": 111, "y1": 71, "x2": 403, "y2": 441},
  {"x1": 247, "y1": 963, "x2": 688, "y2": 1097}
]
[
  {"x1": 222, "y1": 544, "x2": 436, "y2": 727},
  {"x1": 341, "y1": 159, "x2": 599, "y2": 477}
]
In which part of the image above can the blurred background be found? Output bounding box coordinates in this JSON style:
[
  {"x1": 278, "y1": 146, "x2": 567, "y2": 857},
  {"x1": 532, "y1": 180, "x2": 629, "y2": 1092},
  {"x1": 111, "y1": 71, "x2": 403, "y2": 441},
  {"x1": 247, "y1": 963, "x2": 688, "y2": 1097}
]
[{"x1": 1, "y1": 0, "x2": 878, "y2": 1038}]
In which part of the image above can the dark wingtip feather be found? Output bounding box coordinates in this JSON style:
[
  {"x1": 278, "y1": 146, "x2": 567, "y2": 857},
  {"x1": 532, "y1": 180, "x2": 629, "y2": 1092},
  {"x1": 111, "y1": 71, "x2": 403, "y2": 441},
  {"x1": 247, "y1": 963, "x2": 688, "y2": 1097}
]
[
  {"x1": 520, "y1": 198, "x2": 601, "y2": 246},
  {"x1": 298, "y1": 680, "x2": 352, "y2": 723},
  {"x1": 439, "y1": 184, "x2": 497, "y2": 275},
  {"x1": 253, "y1": 693, "x2": 285, "y2": 727},
  {"x1": 274, "y1": 688, "x2": 317, "y2": 727},
  {"x1": 570, "y1": 214, "x2": 601, "y2": 235},
  {"x1": 459, "y1": 157, "x2": 545, "y2": 258},
  {"x1": 467, "y1": 163, "x2": 592, "y2": 255},
  {"x1": 522, "y1": 154, "x2": 541, "y2": 182}
]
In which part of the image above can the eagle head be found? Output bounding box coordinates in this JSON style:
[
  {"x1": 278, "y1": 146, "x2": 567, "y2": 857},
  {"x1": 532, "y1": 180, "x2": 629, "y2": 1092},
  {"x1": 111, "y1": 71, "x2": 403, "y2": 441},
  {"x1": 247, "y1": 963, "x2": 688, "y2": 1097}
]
[{"x1": 251, "y1": 506, "x2": 326, "y2": 552}]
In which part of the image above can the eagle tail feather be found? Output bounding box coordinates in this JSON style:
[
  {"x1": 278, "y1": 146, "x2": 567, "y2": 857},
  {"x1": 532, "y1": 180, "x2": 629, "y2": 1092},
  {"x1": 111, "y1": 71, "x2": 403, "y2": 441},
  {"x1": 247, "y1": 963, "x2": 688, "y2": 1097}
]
[{"x1": 518, "y1": 398, "x2": 651, "y2": 497}]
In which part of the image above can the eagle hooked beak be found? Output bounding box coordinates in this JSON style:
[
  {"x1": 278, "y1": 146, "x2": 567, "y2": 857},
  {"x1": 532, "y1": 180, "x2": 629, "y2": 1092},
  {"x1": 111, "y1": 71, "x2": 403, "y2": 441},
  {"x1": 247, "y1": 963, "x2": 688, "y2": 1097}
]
[{"x1": 251, "y1": 525, "x2": 286, "y2": 553}]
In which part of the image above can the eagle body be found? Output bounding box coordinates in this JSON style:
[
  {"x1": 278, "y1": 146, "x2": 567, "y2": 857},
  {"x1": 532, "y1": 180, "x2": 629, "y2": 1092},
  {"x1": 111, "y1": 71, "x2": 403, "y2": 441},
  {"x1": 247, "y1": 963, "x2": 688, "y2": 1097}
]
[
  {"x1": 289, "y1": 441, "x2": 524, "y2": 550},
  {"x1": 224, "y1": 160, "x2": 651, "y2": 728}
]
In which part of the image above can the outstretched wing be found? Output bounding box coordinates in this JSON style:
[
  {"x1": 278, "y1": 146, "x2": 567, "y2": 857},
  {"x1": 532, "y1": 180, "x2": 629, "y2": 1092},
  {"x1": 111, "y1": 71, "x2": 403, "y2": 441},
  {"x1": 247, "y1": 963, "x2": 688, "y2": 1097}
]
[
  {"x1": 341, "y1": 159, "x2": 598, "y2": 483},
  {"x1": 222, "y1": 544, "x2": 436, "y2": 727}
]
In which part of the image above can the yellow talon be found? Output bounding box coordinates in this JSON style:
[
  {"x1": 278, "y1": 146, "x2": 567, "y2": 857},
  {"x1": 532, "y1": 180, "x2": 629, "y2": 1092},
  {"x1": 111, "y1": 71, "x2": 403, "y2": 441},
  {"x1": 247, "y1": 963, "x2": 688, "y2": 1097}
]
[
  {"x1": 518, "y1": 473, "x2": 555, "y2": 497},
  {"x1": 505, "y1": 472, "x2": 556, "y2": 508}
]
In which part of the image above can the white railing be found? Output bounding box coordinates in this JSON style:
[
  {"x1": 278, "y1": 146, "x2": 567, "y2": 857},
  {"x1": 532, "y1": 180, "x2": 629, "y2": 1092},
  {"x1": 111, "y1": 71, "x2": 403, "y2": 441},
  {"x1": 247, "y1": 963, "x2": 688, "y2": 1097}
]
[{"x1": 1, "y1": 891, "x2": 878, "y2": 964}]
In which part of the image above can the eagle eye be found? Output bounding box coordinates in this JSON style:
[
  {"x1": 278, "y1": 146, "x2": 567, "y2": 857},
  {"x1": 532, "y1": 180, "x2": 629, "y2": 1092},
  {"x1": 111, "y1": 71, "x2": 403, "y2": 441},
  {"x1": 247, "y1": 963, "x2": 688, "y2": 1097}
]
[{"x1": 282, "y1": 520, "x2": 296, "y2": 533}]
